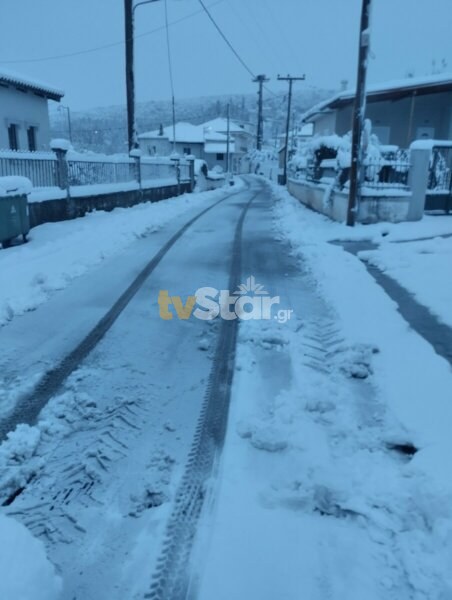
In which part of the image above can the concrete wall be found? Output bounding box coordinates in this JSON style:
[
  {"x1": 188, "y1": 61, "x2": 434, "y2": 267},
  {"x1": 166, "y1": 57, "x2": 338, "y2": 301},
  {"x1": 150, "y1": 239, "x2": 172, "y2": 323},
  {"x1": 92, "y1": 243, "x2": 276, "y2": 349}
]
[
  {"x1": 28, "y1": 181, "x2": 192, "y2": 229},
  {"x1": 0, "y1": 85, "x2": 53, "y2": 151},
  {"x1": 287, "y1": 178, "x2": 414, "y2": 224}
]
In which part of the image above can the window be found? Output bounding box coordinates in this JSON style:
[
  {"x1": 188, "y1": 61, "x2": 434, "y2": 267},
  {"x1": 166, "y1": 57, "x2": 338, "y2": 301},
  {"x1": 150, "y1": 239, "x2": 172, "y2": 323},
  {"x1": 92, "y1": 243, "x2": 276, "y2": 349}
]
[
  {"x1": 216, "y1": 153, "x2": 224, "y2": 161},
  {"x1": 183, "y1": 147, "x2": 191, "y2": 155},
  {"x1": 27, "y1": 126, "x2": 37, "y2": 152},
  {"x1": 8, "y1": 124, "x2": 19, "y2": 150}
]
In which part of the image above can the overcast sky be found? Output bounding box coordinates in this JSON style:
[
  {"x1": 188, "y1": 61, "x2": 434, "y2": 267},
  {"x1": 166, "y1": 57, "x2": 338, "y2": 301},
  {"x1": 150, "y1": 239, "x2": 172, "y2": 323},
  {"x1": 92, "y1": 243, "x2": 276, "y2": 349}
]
[{"x1": 1, "y1": 0, "x2": 452, "y2": 111}]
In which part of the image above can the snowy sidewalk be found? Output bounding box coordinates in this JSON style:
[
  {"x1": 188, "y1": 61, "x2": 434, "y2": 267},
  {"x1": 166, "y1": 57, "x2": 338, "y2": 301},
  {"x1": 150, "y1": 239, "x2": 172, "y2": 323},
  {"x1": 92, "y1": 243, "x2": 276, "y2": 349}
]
[{"x1": 335, "y1": 238, "x2": 452, "y2": 367}]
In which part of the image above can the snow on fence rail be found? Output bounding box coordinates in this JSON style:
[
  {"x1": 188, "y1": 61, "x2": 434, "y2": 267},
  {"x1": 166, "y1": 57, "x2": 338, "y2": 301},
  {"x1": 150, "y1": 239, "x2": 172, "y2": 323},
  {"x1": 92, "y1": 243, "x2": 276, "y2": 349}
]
[
  {"x1": 0, "y1": 149, "x2": 191, "y2": 190},
  {"x1": 291, "y1": 140, "x2": 411, "y2": 193}
]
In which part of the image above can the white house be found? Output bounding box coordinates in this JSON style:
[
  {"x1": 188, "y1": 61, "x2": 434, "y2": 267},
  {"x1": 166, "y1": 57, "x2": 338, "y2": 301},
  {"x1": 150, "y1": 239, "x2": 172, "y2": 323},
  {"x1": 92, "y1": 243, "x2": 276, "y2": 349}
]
[
  {"x1": 0, "y1": 69, "x2": 64, "y2": 152},
  {"x1": 138, "y1": 120, "x2": 240, "y2": 171},
  {"x1": 202, "y1": 117, "x2": 252, "y2": 171}
]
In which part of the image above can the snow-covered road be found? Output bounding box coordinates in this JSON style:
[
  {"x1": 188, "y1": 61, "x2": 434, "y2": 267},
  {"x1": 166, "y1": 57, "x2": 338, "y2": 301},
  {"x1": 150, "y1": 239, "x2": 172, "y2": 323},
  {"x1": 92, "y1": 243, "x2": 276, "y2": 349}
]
[
  {"x1": 1, "y1": 177, "x2": 452, "y2": 600},
  {"x1": 1, "y1": 178, "x2": 269, "y2": 599}
]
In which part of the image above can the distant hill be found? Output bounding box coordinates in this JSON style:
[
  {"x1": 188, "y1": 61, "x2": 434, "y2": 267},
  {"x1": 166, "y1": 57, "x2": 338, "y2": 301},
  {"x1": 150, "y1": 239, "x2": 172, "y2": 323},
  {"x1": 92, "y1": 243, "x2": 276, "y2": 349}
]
[{"x1": 50, "y1": 86, "x2": 334, "y2": 154}]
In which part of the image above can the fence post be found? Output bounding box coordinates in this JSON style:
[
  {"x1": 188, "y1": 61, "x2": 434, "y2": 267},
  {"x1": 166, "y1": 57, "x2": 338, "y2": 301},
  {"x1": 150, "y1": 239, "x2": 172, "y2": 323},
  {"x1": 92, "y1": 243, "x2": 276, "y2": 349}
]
[
  {"x1": 170, "y1": 153, "x2": 181, "y2": 196},
  {"x1": 129, "y1": 148, "x2": 142, "y2": 193},
  {"x1": 187, "y1": 154, "x2": 195, "y2": 192},
  {"x1": 51, "y1": 139, "x2": 75, "y2": 219},
  {"x1": 408, "y1": 143, "x2": 431, "y2": 220}
]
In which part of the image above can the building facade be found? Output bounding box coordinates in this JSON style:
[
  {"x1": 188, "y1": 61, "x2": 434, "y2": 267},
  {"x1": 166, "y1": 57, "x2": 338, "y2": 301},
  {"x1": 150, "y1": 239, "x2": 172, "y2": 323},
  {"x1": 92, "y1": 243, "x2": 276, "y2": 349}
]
[
  {"x1": 0, "y1": 70, "x2": 64, "y2": 152},
  {"x1": 302, "y1": 74, "x2": 452, "y2": 147},
  {"x1": 138, "y1": 119, "x2": 246, "y2": 171}
]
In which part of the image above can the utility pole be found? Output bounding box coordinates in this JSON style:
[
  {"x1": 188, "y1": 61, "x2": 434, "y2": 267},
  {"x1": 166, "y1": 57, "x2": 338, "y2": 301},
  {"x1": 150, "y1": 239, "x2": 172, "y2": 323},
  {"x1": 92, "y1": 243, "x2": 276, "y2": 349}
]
[
  {"x1": 124, "y1": 0, "x2": 135, "y2": 152},
  {"x1": 277, "y1": 74, "x2": 305, "y2": 185},
  {"x1": 59, "y1": 105, "x2": 72, "y2": 144},
  {"x1": 125, "y1": 0, "x2": 160, "y2": 152},
  {"x1": 253, "y1": 74, "x2": 269, "y2": 150},
  {"x1": 226, "y1": 102, "x2": 231, "y2": 174},
  {"x1": 347, "y1": 0, "x2": 373, "y2": 226}
]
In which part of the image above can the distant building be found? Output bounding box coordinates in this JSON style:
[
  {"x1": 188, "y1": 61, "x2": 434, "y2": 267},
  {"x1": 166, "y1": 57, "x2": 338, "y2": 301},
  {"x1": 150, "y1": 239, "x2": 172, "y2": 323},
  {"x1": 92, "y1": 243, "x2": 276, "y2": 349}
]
[
  {"x1": 301, "y1": 74, "x2": 452, "y2": 147},
  {"x1": 0, "y1": 69, "x2": 64, "y2": 152},
  {"x1": 138, "y1": 119, "x2": 251, "y2": 171},
  {"x1": 277, "y1": 123, "x2": 314, "y2": 171},
  {"x1": 202, "y1": 118, "x2": 253, "y2": 171}
]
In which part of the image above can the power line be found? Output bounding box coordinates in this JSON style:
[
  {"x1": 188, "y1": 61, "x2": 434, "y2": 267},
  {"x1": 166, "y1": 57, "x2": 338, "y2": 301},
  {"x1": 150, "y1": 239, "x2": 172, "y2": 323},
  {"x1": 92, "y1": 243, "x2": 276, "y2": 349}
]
[
  {"x1": 0, "y1": 0, "x2": 224, "y2": 65},
  {"x1": 197, "y1": 0, "x2": 256, "y2": 78},
  {"x1": 197, "y1": 0, "x2": 279, "y2": 99}
]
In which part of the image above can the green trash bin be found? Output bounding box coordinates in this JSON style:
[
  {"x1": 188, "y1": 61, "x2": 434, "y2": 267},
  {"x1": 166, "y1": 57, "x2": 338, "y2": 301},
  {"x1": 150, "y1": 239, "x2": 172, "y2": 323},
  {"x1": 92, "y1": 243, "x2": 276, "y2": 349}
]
[{"x1": 0, "y1": 193, "x2": 30, "y2": 249}]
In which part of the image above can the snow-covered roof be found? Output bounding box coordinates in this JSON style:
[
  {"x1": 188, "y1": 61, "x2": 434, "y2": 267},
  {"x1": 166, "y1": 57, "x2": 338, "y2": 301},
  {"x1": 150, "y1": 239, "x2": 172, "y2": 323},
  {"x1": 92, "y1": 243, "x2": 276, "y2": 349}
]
[
  {"x1": 138, "y1": 122, "x2": 205, "y2": 143},
  {"x1": 202, "y1": 117, "x2": 251, "y2": 136},
  {"x1": 302, "y1": 73, "x2": 452, "y2": 123},
  {"x1": 0, "y1": 68, "x2": 64, "y2": 101}
]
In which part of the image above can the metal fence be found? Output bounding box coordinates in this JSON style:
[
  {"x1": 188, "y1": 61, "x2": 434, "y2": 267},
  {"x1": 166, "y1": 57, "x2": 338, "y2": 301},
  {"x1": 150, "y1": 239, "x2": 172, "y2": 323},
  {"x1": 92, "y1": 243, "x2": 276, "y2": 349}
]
[
  {"x1": 141, "y1": 159, "x2": 190, "y2": 182},
  {"x1": 297, "y1": 156, "x2": 410, "y2": 191},
  {"x1": 0, "y1": 150, "x2": 190, "y2": 190},
  {"x1": 68, "y1": 160, "x2": 135, "y2": 186},
  {"x1": 0, "y1": 152, "x2": 57, "y2": 188},
  {"x1": 361, "y1": 158, "x2": 410, "y2": 190}
]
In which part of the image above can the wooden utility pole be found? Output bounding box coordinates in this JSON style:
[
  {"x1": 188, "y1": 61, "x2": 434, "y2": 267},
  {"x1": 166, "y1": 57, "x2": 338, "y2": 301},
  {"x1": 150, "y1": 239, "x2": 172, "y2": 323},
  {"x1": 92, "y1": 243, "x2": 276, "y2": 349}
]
[
  {"x1": 253, "y1": 74, "x2": 269, "y2": 150},
  {"x1": 347, "y1": 0, "x2": 373, "y2": 226},
  {"x1": 277, "y1": 74, "x2": 305, "y2": 185},
  {"x1": 226, "y1": 102, "x2": 231, "y2": 173},
  {"x1": 124, "y1": 0, "x2": 135, "y2": 152}
]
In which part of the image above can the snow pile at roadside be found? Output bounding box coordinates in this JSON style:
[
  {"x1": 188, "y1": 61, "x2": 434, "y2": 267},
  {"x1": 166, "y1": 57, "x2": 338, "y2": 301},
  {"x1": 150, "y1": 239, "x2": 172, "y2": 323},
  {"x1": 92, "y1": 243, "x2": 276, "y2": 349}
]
[
  {"x1": 232, "y1": 317, "x2": 452, "y2": 599},
  {"x1": 360, "y1": 236, "x2": 452, "y2": 328},
  {"x1": 0, "y1": 513, "x2": 62, "y2": 600},
  {"x1": 269, "y1": 183, "x2": 452, "y2": 597},
  {"x1": 271, "y1": 182, "x2": 452, "y2": 446},
  {"x1": 0, "y1": 184, "x2": 241, "y2": 328}
]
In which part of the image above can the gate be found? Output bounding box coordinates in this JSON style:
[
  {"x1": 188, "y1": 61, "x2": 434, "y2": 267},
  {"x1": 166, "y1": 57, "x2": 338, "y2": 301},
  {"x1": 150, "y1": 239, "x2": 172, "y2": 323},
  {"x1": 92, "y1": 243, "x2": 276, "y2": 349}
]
[{"x1": 425, "y1": 145, "x2": 452, "y2": 213}]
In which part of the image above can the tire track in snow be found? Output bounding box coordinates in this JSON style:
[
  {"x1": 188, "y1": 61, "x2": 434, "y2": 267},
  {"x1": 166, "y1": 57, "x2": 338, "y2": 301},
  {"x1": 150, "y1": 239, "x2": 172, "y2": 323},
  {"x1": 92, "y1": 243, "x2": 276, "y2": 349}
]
[
  {"x1": 0, "y1": 184, "x2": 249, "y2": 443},
  {"x1": 144, "y1": 182, "x2": 259, "y2": 600}
]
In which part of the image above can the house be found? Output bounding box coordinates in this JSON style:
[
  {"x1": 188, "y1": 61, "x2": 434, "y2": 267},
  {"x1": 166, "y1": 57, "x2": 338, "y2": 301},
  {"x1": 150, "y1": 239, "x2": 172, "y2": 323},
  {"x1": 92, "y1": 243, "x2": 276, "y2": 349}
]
[
  {"x1": 202, "y1": 117, "x2": 252, "y2": 171},
  {"x1": 301, "y1": 73, "x2": 452, "y2": 147},
  {"x1": 0, "y1": 69, "x2": 64, "y2": 152},
  {"x1": 138, "y1": 121, "x2": 237, "y2": 171},
  {"x1": 277, "y1": 123, "x2": 314, "y2": 172}
]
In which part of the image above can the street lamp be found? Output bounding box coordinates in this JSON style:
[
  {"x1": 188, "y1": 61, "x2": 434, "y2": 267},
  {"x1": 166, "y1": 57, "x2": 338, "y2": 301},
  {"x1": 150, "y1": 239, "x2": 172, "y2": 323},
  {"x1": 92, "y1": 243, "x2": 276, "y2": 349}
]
[
  {"x1": 59, "y1": 104, "x2": 72, "y2": 144},
  {"x1": 125, "y1": 0, "x2": 161, "y2": 152}
]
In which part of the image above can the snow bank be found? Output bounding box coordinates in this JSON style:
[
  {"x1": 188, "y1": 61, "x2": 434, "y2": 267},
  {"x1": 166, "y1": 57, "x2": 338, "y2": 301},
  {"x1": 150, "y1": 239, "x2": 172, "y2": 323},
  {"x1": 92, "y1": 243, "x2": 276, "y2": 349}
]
[{"x1": 0, "y1": 513, "x2": 62, "y2": 600}]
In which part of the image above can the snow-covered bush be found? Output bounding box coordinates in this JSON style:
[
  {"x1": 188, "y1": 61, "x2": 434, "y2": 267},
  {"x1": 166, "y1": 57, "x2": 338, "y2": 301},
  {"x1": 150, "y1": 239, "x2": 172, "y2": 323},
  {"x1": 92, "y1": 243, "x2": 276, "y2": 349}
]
[{"x1": 288, "y1": 123, "x2": 410, "y2": 190}]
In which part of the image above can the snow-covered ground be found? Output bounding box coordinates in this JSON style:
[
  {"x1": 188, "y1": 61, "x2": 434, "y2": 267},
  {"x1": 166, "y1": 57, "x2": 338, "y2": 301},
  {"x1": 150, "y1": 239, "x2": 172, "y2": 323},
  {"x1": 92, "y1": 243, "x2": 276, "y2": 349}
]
[
  {"x1": 360, "y1": 237, "x2": 452, "y2": 328},
  {"x1": 0, "y1": 513, "x2": 61, "y2": 600},
  {"x1": 1, "y1": 176, "x2": 451, "y2": 599},
  {"x1": 195, "y1": 181, "x2": 452, "y2": 600}
]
